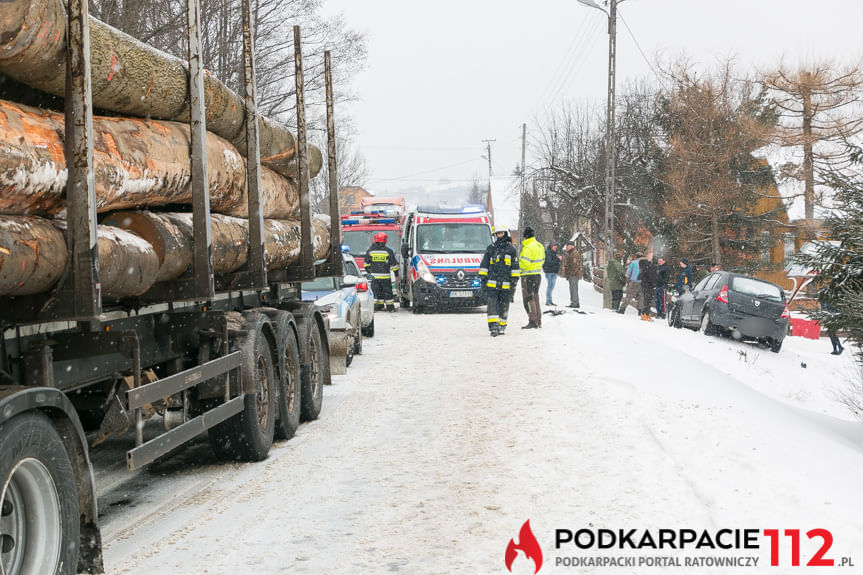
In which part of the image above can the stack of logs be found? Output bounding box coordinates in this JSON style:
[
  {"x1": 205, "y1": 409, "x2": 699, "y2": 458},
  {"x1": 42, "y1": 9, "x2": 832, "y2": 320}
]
[{"x1": 0, "y1": 0, "x2": 331, "y2": 299}]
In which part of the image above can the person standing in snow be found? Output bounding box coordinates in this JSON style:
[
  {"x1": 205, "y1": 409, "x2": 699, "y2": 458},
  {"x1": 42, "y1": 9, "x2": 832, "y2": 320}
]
[
  {"x1": 617, "y1": 252, "x2": 642, "y2": 315},
  {"x1": 519, "y1": 227, "x2": 545, "y2": 329},
  {"x1": 364, "y1": 232, "x2": 399, "y2": 311},
  {"x1": 478, "y1": 224, "x2": 520, "y2": 336},
  {"x1": 676, "y1": 257, "x2": 693, "y2": 296},
  {"x1": 822, "y1": 300, "x2": 845, "y2": 355},
  {"x1": 562, "y1": 240, "x2": 582, "y2": 309},
  {"x1": 542, "y1": 241, "x2": 561, "y2": 306},
  {"x1": 605, "y1": 252, "x2": 626, "y2": 310},
  {"x1": 655, "y1": 256, "x2": 670, "y2": 319},
  {"x1": 638, "y1": 251, "x2": 658, "y2": 321}
]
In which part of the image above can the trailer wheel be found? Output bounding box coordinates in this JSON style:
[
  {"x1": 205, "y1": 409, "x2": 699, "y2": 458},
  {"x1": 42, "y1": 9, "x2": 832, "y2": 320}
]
[
  {"x1": 209, "y1": 313, "x2": 277, "y2": 461},
  {"x1": 300, "y1": 322, "x2": 326, "y2": 422},
  {"x1": 0, "y1": 412, "x2": 79, "y2": 575},
  {"x1": 271, "y1": 312, "x2": 302, "y2": 441}
]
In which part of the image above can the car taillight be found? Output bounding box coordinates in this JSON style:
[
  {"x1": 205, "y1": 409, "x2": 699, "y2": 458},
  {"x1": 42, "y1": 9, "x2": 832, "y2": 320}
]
[
  {"x1": 781, "y1": 306, "x2": 790, "y2": 319},
  {"x1": 716, "y1": 284, "x2": 729, "y2": 304},
  {"x1": 356, "y1": 281, "x2": 369, "y2": 293}
]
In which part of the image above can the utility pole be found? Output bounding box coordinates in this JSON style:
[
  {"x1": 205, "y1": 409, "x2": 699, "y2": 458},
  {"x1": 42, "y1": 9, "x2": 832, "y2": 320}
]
[
  {"x1": 482, "y1": 139, "x2": 495, "y2": 179},
  {"x1": 579, "y1": 0, "x2": 618, "y2": 309},
  {"x1": 602, "y1": 0, "x2": 618, "y2": 310},
  {"x1": 482, "y1": 138, "x2": 495, "y2": 215},
  {"x1": 519, "y1": 123, "x2": 527, "y2": 232}
]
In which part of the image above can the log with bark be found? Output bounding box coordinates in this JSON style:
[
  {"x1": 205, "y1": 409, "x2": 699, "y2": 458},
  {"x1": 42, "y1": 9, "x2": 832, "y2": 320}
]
[
  {"x1": 0, "y1": 0, "x2": 322, "y2": 179},
  {"x1": 0, "y1": 215, "x2": 159, "y2": 297},
  {"x1": 102, "y1": 211, "x2": 332, "y2": 281},
  {"x1": 0, "y1": 99, "x2": 299, "y2": 218},
  {"x1": 1, "y1": 211, "x2": 331, "y2": 297}
]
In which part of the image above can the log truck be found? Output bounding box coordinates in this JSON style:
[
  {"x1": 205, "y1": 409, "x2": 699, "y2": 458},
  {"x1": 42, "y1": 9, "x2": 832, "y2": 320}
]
[{"x1": 0, "y1": 0, "x2": 345, "y2": 573}]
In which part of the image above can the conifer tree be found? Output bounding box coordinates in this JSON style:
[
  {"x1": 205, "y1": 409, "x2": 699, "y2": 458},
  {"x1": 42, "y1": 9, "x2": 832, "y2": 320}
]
[{"x1": 795, "y1": 142, "x2": 863, "y2": 358}]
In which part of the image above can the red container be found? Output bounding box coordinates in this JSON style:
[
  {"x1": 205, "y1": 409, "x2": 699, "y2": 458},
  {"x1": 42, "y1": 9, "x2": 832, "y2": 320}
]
[{"x1": 790, "y1": 318, "x2": 821, "y2": 339}]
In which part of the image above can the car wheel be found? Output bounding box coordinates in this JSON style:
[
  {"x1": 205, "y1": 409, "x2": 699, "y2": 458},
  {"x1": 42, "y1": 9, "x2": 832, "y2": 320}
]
[
  {"x1": 353, "y1": 323, "x2": 363, "y2": 356},
  {"x1": 668, "y1": 305, "x2": 682, "y2": 329},
  {"x1": 769, "y1": 338, "x2": 783, "y2": 353},
  {"x1": 700, "y1": 310, "x2": 717, "y2": 336},
  {"x1": 362, "y1": 317, "x2": 375, "y2": 337}
]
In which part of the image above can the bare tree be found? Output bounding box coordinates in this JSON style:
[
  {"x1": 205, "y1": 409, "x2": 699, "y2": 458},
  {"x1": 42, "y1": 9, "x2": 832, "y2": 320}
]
[
  {"x1": 89, "y1": 0, "x2": 367, "y2": 130},
  {"x1": 761, "y1": 59, "x2": 863, "y2": 237}
]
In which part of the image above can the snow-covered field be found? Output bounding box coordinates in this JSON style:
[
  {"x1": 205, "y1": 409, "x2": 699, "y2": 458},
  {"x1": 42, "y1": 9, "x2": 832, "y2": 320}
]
[{"x1": 100, "y1": 280, "x2": 863, "y2": 574}]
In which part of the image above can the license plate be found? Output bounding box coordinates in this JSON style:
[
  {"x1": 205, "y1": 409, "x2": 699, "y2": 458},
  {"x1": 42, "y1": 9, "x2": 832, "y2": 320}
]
[{"x1": 449, "y1": 290, "x2": 474, "y2": 298}]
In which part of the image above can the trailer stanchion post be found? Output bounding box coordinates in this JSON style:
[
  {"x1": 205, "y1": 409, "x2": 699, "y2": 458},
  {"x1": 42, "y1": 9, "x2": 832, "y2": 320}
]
[
  {"x1": 65, "y1": 0, "x2": 101, "y2": 328},
  {"x1": 294, "y1": 26, "x2": 314, "y2": 280},
  {"x1": 187, "y1": 0, "x2": 215, "y2": 300},
  {"x1": 242, "y1": 0, "x2": 267, "y2": 289},
  {"x1": 325, "y1": 51, "x2": 341, "y2": 272}
]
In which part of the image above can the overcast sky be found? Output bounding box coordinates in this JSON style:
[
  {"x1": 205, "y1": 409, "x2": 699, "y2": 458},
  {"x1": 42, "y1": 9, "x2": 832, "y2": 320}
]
[{"x1": 321, "y1": 0, "x2": 863, "y2": 197}]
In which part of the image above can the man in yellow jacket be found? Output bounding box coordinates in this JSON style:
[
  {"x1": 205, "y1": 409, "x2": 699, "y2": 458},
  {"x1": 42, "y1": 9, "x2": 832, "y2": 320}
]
[{"x1": 519, "y1": 227, "x2": 545, "y2": 328}]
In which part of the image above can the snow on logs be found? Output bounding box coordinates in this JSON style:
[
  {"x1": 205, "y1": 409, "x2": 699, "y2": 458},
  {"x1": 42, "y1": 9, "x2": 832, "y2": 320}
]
[
  {"x1": 0, "y1": 99, "x2": 299, "y2": 218},
  {"x1": 0, "y1": 0, "x2": 322, "y2": 180},
  {"x1": 0, "y1": 213, "x2": 331, "y2": 297},
  {"x1": 0, "y1": 216, "x2": 158, "y2": 297}
]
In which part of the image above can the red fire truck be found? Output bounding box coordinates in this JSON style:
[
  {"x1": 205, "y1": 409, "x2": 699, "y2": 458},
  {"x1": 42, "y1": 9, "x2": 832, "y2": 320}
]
[{"x1": 340, "y1": 197, "x2": 406, "y2": 269}]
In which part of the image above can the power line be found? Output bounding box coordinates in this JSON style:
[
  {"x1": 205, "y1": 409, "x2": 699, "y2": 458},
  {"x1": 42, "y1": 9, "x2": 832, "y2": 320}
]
[
  {"x1": 361, "y1": 145, "x2": 482, "y2": 151},
  {"x1": 527, "y1": 16, "x2": 592, "y2": 115},
  {"x1": 617, "y1": 10, "x2": 662, "y2": 84},
  {"x1": 367, "y1": 157, "x2": 483, "y2": 182}
]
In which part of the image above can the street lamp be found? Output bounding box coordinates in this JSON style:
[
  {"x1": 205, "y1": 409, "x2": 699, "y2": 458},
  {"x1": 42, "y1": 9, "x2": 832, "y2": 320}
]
[{"x1": 577, "y1": 0, "x2": 617, "y2": 309}]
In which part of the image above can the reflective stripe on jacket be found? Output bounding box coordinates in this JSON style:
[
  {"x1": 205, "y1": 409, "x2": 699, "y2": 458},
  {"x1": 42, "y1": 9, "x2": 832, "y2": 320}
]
[
  {"x1": 363, "y1": 242, "x2": 399, "y2": 279},
  {"x1": 479, "y1": 238, "x2": 520, "y2": 290},
  {"x1": 519, "y1": 237, "x2": 545, "y2": 276}
]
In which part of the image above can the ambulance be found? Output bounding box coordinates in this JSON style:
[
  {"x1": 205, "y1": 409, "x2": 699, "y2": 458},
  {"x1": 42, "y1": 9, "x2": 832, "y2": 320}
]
[{"x1": 399, "y1": 205, "x2": 494, "y2": 312}]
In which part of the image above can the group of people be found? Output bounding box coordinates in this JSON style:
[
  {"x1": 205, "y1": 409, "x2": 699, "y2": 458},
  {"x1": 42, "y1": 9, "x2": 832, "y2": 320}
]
[
  {"x1": 606, "y1": 252, "x2": 720, "y2": 320},
  {"x1": 479, "y1": 225, "x2": 585, "y2": 336}
]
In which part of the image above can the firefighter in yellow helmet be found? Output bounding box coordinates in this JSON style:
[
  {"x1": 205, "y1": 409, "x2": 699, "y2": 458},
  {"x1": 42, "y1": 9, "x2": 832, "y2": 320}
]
[{"x1": 478, "y1": 224, "x2": 520, "y2": 336}]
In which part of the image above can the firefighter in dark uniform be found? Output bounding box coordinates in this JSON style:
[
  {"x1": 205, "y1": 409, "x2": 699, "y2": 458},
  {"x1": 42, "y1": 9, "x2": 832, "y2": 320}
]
[
  {"x1": 364, "y1": 232, "x2": 399, "y2": 311},
  {"x1": 478, "y1": 224, "x2": 520, "y2": 336}
]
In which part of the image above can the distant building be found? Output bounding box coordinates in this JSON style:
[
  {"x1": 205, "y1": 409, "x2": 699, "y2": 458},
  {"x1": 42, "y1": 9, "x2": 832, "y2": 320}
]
[{"x1": 339, "y1": 186, "x2": 374, "y2": 215}]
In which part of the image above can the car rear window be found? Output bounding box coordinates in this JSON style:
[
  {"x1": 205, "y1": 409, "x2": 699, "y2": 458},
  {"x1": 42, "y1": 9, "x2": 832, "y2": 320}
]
[{"x1": 730, "y1": 276, "x2": 784, "y2": 302}]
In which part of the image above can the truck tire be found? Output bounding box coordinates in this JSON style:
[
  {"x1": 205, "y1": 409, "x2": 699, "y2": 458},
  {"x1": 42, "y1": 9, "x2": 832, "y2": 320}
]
[
  {"x1": 0, "y1": 412, "x2": 79, "y2": 575},
  {"x1": 268, "y1": 311, "x2": 302, "y2": 442},
  {"x1": 300, "y1": 321, "x2": 326, "y2": 422},
  {"x1": 209, "y1": 313, "x2": 277, "y2": 461}
]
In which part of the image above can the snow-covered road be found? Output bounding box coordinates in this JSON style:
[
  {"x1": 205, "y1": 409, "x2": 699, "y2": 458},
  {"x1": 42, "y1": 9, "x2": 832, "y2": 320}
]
[{"x1": 101, "y1": 281, "x2": 863, "y2": 574}]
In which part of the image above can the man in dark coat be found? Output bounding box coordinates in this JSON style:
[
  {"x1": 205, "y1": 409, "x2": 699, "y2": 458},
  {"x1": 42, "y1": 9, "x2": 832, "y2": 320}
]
[
  {"x1": 542, "y1": 241, "x2": 561, "y2": 306},
  {"x1": 478, "y1": 224, "x2": 520, "y2": 336},
  {"x1": 655, "y1": 256, "x2": 670, "y2": 319},
  {"x1": 364, "y1": 232, "x2": 400, "y2": 311},
  {"x1": 638, "y1": 250, "x2": 657, "y2": 321},
  {"x1": 676, "y1": 257, "x2": 693, "y2": 295},
  {"x1": 606, "y1": 252, "x2": 626, "y2": 310},
  {"x1": 562, "y1": 241, "x2": 582, "y2": 308}
]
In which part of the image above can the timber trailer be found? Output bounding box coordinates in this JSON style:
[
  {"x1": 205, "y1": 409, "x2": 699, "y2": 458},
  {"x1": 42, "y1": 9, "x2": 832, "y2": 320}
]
[{"x1": 0, "y1": 0, "x2": 345, "y2": 573}]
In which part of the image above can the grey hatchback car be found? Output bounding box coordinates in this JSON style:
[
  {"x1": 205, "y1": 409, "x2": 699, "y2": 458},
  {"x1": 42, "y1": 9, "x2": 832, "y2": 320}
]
[{"x1": 668, "y1": 271, "x2": 789, "y2": 352}]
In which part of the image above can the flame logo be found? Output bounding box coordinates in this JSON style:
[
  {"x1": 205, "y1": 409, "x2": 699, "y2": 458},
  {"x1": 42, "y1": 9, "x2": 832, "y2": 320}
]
[{"x1": 505, "y1": 520, "x2": 543, "y2": 573}]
